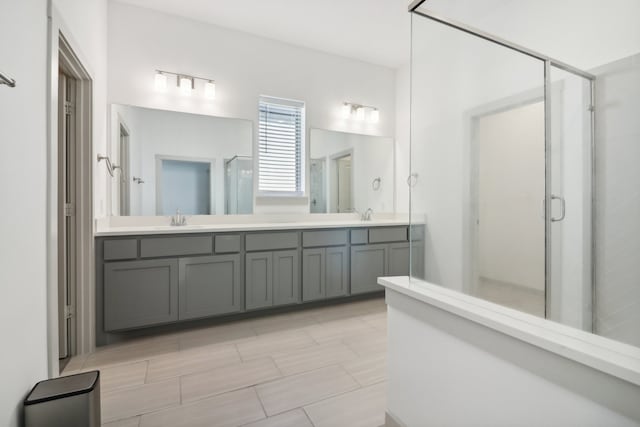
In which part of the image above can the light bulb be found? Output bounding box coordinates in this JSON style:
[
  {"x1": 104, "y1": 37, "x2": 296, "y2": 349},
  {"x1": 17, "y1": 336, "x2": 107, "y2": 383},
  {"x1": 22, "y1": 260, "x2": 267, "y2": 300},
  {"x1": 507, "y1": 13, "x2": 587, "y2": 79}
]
[
  {"x1": 370, "y1": 109, "x2": 380, "y2": 123},
  {"x1": 341, "y1": 103, "x2": 351, "y2": 118},
  {"x1": 154, "y1": 72, "x2": 167, "y2": 91},
  {"x1": 204, "y1": 80, "x2": 216, "y2": 99},
  {"x1": 356, "y1": 106, "x2": 366, "y2": 121},
  {"x1": 179, "y1": 76, "x2": 193, "y2": 96}
]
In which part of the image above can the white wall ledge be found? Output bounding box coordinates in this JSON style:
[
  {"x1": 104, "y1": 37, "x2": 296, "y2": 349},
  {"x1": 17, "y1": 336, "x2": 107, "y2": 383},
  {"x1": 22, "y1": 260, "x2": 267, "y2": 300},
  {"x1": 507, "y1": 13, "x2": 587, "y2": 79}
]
[{"x1": 378, "y1": 276, "x2": 640, "y2": 387}]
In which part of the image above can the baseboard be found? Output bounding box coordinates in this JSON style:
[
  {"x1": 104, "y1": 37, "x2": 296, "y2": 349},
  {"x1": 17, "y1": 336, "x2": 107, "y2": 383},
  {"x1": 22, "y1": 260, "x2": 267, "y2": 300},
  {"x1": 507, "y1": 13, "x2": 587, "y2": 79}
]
[{"x1": 385, "y1": 411, "x2": 408, "y2": 427}]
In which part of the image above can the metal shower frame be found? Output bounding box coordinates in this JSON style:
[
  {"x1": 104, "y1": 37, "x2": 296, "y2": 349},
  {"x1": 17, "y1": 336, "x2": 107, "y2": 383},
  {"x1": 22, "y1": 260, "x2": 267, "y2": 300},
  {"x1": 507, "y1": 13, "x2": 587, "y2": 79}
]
[{"x1": 408, "y1": 0, "x2": 597, "y2": 330}]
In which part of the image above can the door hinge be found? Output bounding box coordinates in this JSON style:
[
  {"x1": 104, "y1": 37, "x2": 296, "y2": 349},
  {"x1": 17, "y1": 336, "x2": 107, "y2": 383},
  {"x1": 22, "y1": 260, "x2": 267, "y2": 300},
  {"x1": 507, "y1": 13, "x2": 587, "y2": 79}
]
[
  {"x1": 587, "y1": 104, "x2": 595, "y2": 112},
  {"x1": 64, "y1": 305, "x2": 74, "y2": 319},
  {"x1": 64, "y1": 203, "x2": 75, "y2": 217},
  {"x1": 64, "y1": 101, "x2": 73, "y2": 115}
]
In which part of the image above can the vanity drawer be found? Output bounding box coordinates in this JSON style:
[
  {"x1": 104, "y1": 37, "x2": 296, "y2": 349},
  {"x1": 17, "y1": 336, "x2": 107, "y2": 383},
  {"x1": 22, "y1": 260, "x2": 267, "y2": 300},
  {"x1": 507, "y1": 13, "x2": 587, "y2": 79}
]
[
  {"x1": 350, "y1": 229, "x2": 369, "y2": 245},
  {"x1": 104, "y1": 239, "x2": 138, "y2": 261},
  {"x1": 215, "y1": 235, "x2": 241, "y2": 253},
  {"x1": 245, "y1": 232, "x2": 299, "y2": 252},
  {"x1": 369, "y1": 227, "x2": 408, "y2": 244},
  {"x1": 303, "y1": 230, "x2": 348, "y2": 248},
  {"x1": 140, "y1": 236, "x2": 213, "y2": 258}
]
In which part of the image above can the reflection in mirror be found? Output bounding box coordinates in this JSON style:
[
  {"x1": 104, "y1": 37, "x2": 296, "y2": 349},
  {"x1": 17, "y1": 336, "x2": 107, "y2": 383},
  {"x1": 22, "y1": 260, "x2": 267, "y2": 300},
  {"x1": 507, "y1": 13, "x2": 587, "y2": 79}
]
[
  {"x1": 309, "y1": 129, "x2": 394, "y2": 214},
  {"x1": 110, "y1": 104, "x2": 253, "y2": 216},
  {"x1": 225, "y1": 156, "x2": 253, "y2": 214}
]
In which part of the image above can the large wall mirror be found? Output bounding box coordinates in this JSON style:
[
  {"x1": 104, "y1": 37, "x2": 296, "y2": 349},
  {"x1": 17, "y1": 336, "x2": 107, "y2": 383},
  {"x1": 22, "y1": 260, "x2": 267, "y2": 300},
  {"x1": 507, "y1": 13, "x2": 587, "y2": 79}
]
[
  {"x1": 309, "y1": 129, "x2": 394, "y2": 214},
  {"x1": 110, "y1": 105, "x2": 253, "y2": 216}
]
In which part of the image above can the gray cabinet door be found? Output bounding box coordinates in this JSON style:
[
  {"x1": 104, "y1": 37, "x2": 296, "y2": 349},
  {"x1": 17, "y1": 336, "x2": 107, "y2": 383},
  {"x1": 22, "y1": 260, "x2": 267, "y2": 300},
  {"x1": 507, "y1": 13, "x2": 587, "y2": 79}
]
[
  {"x1": 326, "y1": 246, "x2": 349, "y2": 298},
  {"x1": 351, "y1": 244, "x2": 387, "y2": 294},
  {"x1": 179, "y1": 255, "x2": 241, "y2": 321},
  {"x1": 104, "y1": 259, "x2": 178, "y2": 331},
  {"x1": 388, "y1": 242, "x2": 410, "y2": 276},
  {"x1": 302, "y1": 248, "x2": 325, "y2": 302},
  {"x1": 411, "y1": 242, "x2": 425, "y2": 280},
  {"x1": 273, "y1": 250, "x2": 300, "y2": 306},
  {"x1": 246, "y1": 251, "x2": 273, "y2": 310}
]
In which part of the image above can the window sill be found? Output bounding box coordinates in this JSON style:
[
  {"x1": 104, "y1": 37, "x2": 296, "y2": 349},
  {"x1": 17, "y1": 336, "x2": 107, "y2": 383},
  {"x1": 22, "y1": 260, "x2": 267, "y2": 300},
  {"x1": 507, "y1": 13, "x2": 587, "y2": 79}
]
[{"x1": 255, "y1": 194, "x2": 309, "y2": 204}]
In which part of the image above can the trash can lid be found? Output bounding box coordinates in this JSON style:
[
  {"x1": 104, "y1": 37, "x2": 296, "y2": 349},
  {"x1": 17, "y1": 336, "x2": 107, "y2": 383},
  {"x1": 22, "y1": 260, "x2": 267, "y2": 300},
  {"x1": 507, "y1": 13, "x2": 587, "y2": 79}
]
[{"x1": 24, "y1": 371, "x2": 100, "y2": 405}]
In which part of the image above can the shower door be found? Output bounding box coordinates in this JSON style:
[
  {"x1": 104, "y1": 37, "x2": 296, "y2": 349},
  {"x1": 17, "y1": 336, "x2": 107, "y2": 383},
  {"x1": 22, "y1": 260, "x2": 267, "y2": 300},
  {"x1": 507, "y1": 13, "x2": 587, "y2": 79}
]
[
  {"x1": 546, "y1": 64, "x2": 594, "y2": 331},
  {"x1": 410, "y1": 11, "x2": 595, "y2": 327}
]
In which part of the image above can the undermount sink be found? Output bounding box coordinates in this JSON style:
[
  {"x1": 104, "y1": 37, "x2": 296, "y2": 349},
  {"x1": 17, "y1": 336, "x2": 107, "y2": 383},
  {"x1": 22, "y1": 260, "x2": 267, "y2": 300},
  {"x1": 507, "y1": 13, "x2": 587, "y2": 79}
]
[{"x1": 149, "y1": 224, "x2": 209, "y2": 230}]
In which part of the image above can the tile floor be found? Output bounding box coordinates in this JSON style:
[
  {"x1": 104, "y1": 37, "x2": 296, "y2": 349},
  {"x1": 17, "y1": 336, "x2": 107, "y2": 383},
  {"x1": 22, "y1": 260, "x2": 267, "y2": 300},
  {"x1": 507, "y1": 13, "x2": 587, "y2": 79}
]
[{"x1": 62, "y1": 297, "x2": 388, "y2": 427}]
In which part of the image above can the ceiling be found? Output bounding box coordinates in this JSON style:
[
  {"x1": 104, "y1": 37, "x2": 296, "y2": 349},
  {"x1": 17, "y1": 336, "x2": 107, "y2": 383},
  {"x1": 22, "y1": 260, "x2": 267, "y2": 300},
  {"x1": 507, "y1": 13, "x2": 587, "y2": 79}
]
[{"x1": 113, "y1": 0, "x2": 412, "y2": 69}]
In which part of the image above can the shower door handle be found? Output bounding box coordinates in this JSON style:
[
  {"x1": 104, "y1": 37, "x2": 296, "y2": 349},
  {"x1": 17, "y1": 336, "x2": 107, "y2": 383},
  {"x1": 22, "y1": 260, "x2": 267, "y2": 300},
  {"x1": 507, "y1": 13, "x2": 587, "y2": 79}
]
[
  {"x1": 541, "y1": 195, "x2": 566, "y2": 222},
  {"x1": 551, "y1": 194, "x2": 566, "y2": 222}
]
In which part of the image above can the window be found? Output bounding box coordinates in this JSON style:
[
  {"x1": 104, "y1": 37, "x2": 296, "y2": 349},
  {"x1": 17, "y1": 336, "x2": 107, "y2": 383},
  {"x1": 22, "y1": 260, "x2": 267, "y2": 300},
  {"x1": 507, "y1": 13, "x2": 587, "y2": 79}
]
[{"x1": 258, "y1": 96, "x2": 305, "y2": 195}]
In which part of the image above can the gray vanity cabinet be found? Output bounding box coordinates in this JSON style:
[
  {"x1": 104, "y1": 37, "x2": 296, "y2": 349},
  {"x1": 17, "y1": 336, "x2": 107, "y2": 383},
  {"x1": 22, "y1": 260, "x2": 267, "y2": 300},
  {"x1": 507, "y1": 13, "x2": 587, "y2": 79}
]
[
  {"x1": 178, "y1": 255, "x2": 241, "y2": 321},
  {"x1": 245, "y1": 251, "x2": 273, "y2": 310},
  {"x1": 104, "y1": 259, "x2": 179, "y2": 331},
  {"x1": 302, "y1": 248, "x2": 325, "y2": 302},
  {"x1": 273, "y1": 250, "x2": 300, "y2": 306},
  {"x1": 246, "y1": 250, "x2": 300, "y2": 309},
  {"x1": 388, "y1": 243, "x2": 411, "y2": 276},
  {"x1": 302, "y1": 246, "x2": 349, "y2": 301},
  {"x1": 351, "y1": 244, "x2": 388, "y2": 294}
]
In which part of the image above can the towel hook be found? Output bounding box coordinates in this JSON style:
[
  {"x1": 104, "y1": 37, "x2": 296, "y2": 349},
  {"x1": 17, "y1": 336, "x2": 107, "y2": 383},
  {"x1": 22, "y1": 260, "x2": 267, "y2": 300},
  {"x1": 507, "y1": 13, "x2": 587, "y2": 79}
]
[
  {"x1": 372, "y1": 177, "x2": 381, "y2": 191},
  {"x1": 97, "y1": 154, "x2": 120, "y2": 177},
  {"x1": 0, "y1": 71, "x2": 16, "y2": 88}
]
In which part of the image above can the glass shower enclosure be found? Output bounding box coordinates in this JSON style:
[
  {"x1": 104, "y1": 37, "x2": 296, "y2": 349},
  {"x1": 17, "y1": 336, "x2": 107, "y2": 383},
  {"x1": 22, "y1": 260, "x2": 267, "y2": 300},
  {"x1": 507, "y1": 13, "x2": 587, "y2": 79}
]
[
  {"x1": 408, "y1": 1, "x2": 595, "y2": 332},
  {"x1": 225, "y1": 156, "x2": 254, "y2": 214}
]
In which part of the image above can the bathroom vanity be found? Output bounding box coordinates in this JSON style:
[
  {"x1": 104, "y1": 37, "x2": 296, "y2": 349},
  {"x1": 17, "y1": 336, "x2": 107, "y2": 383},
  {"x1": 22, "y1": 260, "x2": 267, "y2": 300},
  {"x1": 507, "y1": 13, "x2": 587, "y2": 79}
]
[{"x1": 95, "y1": 220, "x2": 424, "y2": 346}]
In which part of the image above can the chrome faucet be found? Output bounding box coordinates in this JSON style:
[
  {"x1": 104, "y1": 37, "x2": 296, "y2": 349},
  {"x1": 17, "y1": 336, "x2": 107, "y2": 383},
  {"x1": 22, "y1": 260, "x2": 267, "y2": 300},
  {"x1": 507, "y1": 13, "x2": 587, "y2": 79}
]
[
  {"x1": 170, "y1": 209, "x2": 187, "y2": 226},
  {"x1": 362, "y1": 208, "x2": 373, "y2": 221}
]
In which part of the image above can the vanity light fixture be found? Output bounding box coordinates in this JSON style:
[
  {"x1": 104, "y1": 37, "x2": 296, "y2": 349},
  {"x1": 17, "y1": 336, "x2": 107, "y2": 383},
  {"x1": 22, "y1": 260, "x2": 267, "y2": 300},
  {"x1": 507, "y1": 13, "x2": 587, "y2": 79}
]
[
  {"x1": 154, "y1": 71, "x2": 168, "y2": 91},
  {"x1": 370, "y1": 108, "x2": 380, "y2": 123},
  {"x1": 204, "y1": 80, "x2": 216, "y2": 99},
  {"x1": 341, "y1": 102, "x2": 352, "y2": 118},
  {"x1": 154, "y1": 69, "x2": 216, "y2": 99},
  {"x1": 179, "y1": 75, "x2": 194, "y2": 96},
  {"x1": 341, "y1": 102, "x2": 380, "y2": 123}
]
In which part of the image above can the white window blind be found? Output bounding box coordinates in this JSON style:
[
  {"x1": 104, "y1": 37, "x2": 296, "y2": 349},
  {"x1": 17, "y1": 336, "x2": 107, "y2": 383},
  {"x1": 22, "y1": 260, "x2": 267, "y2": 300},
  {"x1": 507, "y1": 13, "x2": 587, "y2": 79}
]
[{"x1": 258, "y1": 96, "x2": 305, "y2": 194}]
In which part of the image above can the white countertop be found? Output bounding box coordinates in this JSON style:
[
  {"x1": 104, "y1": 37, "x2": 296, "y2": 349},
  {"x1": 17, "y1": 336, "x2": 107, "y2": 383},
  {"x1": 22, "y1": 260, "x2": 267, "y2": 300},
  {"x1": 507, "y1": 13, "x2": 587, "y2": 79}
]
[
  {"x1": 378, "y1": 276, "x2": 640, "y2": 387},
  {"x1": 95, "y1": 214, "x2": 414, "y2": 236}
]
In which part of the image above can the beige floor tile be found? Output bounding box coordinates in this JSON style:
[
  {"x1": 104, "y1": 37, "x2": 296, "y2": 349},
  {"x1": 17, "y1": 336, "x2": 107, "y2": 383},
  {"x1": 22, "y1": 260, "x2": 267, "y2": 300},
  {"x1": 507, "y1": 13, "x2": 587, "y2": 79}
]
[
  {"x1": 304, "y1": 317, "x2": 376, "y2": 344},
  {"x1": 272, "y1": 342, "x2": 359, "y2": 376},
  {"x1": 99, "y1": 361, "x2": 148, "y2": 392},
  {"x1": 342, "y1": 353, "x2": 387, "y2": 386},
  {"x1": 342, "y1": 330, "x2": 387, "y2": 357},
  {"x1": 240, "y1": 408, "x2": 313, "y2": 427},
  {"x1": 181, "y1": 357, "x2": 281, "y2": 403},
  {"x1": 140, "y1": 387, "x2": 265, "y2": 427},
  {"x1": 85, "y1": 337, "x2": 180, "y2": 370},
  {"x1": 248, "y1": 311, "x2": 320, "y2": 335},
  {"x1": 101, "y1": 378, "x2": 180, "y2": 423},
  {"x1": 255, "y1": 365, "x2": 359, "y2": 416},
  {"x1": 178, "y1": 322, "x2": 257, "y2": 351},
  {"x1": 310, "y1": 298, "x2": 385, "y2": 322},
  {"x1": 304, "y1": 381, "x2": 387, "y2": 427},
  {"x1": 62, "y1": 354, "x2": 87, "y2": 375},
  {"x1": 235, "y1": 330, "x2": 316, "y2": 360},
  {"x1": 102, "y1": 416, "x2": 140, "y2": 427},
  {"x1": 360, "y1": 312, "x2": 388, "y2": 331},
  {"x1": 146, "y1": 343, "x2": 240, "y2": 382}
]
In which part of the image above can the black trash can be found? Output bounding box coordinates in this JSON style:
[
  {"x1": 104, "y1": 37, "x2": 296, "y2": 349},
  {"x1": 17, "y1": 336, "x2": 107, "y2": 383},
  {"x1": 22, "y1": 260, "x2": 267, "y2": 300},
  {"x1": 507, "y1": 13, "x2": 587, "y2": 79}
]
[{"x1": 24, "y1": 370, "x2": 100, "y2": 427}]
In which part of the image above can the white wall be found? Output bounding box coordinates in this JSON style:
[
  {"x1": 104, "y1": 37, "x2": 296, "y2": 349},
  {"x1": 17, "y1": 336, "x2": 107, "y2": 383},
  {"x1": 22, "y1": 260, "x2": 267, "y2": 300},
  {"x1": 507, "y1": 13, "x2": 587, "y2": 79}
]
[
  {"x1": 386, "y1": 288, "x2": 640, "y2": 427},
  {"x1": 107, "y1": 1, "x2": 396, "y2": 215},
  {"x1": 0, "y1": 0, "x2": 107, "y2": 426},
  {"x1": 592, "y1": 54, "x2": 640, "y2": 347},
  {"x1": 0, "y1": 2, "x2": 49, "y2": 425},
  {"x1": 310, "y1": 130, "x2": 394, "y2": 215}
]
